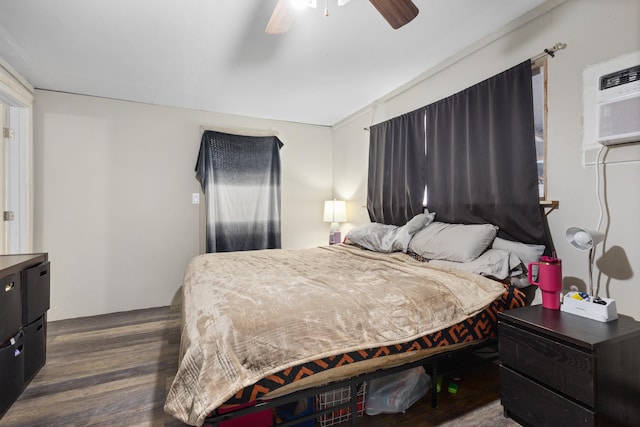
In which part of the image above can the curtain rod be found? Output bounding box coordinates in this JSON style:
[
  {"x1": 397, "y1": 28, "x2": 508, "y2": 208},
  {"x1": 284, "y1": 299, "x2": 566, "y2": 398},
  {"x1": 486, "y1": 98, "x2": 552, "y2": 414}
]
[
  {"x1": 199, "y1": 125, "x2": 280, "y2": 138},
  {"x1": 532, "y1": 42, "x2": 567, "y2": 63},
  {"x1": 363, "y1": 41, "x2": 568, "y2": 132},
  {"x1": 362, "y1": 42, "x2": 568, "y2": 132}
]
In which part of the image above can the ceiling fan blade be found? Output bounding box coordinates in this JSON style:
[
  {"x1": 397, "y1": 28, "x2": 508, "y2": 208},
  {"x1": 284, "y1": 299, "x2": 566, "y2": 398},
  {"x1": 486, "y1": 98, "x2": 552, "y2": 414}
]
[
  {"x1": 265, "y1": 0, "x2": 295, "y2": 34},
  {"x1": 369, "y1": 0, "x2": 419, "y2": 29}
]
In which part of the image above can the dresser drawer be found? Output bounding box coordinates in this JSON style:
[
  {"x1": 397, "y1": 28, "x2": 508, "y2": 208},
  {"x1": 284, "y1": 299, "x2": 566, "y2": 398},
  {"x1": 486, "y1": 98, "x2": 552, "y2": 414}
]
[
  {"x1": 0, "y1": 330, "x2": 25, "y2": 417},
  {"x1": 500, "y1": 365, "x2": 594, "y2": 426},
  {"x1": 499, "y1": 321, "x2": 595, "y2": 407},
  {"x1": 22, "y1": 261, "x2": 51, "y2": 324},
  {"x1": 24, "y1": 315, "x2": 47, "y2": 384},
  {"x1": 0, "y1": 273, "x2": 22, "y2": 344}
]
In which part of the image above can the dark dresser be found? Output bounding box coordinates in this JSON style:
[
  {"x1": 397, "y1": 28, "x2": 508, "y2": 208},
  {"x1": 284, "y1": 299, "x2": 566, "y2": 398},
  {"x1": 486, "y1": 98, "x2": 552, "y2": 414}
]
[
  {"x1": 0, "y1": 253, "x2": 50, "y2": 418},
  {"x1": 498, "y1": 305, "x2": 640, "y2": 427}
]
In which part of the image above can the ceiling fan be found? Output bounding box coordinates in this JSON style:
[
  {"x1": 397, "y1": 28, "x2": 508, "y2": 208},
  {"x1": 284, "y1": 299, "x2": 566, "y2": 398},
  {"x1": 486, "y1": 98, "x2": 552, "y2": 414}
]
[{"x1": 265, "y1": 0, "x2": 419, "y2": 34}]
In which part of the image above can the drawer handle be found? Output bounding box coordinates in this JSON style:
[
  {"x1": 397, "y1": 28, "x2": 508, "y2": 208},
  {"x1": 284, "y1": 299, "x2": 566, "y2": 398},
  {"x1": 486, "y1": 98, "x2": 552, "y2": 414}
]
[
  {"x1": 4, "y1": 282, "x2": 14, "y2": 292},
  {"x1": 40, "y1": 270, "x2": 48, "y2": 277}
]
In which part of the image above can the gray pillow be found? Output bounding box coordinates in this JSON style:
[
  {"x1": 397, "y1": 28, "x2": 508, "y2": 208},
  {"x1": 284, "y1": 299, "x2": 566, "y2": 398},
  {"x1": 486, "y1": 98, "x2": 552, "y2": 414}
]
[
  {"x1": 345, "y1": 223, "x2": 400, "y2": 252},
  {"x1": 491, "y1": 237, "x2": 545, "y2": 268},
  {"x1": 346, "y1": 213, "x2": 435, "y2": 253},
  {"x1": 408, "y1": 222, "x2": 498, "y2": 262},
  {"x1": 491, "y1": 237, "x2": 545, "y2": 288},
  {"x1": 403, "y1": 212, "x2": 434, "y2": 234},
  {"x1": 429, "y1": 248, "x2": 523, "y2": 281}
]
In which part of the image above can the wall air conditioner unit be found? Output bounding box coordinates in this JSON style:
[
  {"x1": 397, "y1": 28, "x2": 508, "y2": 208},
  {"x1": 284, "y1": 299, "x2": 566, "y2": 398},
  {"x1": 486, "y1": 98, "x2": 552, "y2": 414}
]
[{"x1": 597, "y1": 64, "x2": 640, "y2": 145}]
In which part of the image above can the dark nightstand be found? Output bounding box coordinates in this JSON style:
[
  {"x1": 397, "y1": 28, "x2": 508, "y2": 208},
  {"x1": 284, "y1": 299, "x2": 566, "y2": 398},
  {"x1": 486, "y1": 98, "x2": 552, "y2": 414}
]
[{"x1": 498, "y1": 305, "x2": 640, "y2": 427}]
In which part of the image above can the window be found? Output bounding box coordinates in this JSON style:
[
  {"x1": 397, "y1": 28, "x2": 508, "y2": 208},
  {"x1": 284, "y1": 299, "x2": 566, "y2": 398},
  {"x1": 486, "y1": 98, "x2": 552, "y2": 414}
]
[{"x1": 532, "y1": 57, "x2": 547, "y2": 200}]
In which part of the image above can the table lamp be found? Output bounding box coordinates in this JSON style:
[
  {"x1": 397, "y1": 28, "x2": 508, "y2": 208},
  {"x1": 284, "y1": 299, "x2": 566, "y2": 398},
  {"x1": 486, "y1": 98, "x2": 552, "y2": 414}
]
[{"x1": 323, "y1": 200, "x2": 347, "y2": 244}]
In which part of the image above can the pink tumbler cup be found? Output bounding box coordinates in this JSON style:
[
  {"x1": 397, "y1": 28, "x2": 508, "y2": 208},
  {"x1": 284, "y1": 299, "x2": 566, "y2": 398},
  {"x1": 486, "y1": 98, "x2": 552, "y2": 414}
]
[{"x1": 528, "y1": 256, "x2": 562, "y2": 310}]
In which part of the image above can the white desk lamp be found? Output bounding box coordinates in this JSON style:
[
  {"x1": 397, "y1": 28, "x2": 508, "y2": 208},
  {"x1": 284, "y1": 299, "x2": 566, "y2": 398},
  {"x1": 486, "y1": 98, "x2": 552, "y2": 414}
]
[
  {"x1": 564, "y1": 227, "x2": 617, "y2": 322},
  {"x1": 566, "y1": 227, "x2": 604, "y2": 296},
  {"x1": 323, "y1": 200, "x2": 347, "y2": 244}
]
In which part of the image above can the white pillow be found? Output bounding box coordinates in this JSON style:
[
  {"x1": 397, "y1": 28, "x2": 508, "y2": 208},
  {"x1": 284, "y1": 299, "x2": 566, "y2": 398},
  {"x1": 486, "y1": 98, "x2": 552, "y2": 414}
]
[{"x1": 408, "y1": 222, "x2": 498, "y2": 262}]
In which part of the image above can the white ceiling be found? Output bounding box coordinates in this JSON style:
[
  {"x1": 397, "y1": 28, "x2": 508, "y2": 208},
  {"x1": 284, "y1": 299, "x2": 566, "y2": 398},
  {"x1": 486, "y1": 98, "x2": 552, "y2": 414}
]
[{"x1": 0, "y1": 0, "x2": 549, "y2": 126}]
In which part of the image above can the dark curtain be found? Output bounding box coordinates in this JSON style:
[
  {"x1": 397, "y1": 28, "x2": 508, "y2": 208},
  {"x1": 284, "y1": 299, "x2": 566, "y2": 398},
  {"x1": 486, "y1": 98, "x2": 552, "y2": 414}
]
[
  {"x1": 425, "y1": 60, "x2": 546, "y2": 245},
  {"x1": 196, "y1": 131, "x2": 283, "y2": 252},
  {"x1": 367, "y1": 60, "x2": 548, "y2": 247},
  {"x1": 367, "y1": 108, "x2": 426, "y2": 225}
]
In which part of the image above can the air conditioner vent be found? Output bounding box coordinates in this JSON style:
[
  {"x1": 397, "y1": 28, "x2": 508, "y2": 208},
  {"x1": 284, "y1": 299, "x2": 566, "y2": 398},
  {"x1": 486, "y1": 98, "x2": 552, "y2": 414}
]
[{"x1": 600, "y1": 65, "x2": 640, "y2": 90}]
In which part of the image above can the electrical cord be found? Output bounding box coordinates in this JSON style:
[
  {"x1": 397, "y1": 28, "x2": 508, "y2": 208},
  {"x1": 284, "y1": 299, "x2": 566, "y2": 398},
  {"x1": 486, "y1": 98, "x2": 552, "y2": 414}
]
[
  {"x1": 590, "y1": 144, "x2": 607, "y2": 296},
  {"x1": 594, "y1": 144, "x2": 606, "y2": 232}
]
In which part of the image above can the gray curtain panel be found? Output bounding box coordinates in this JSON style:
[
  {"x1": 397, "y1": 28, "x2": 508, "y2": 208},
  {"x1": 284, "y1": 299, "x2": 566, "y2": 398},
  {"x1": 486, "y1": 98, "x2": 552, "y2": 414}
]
[
  {"x1": 368, "y1": 60, "x2": 549, "y2": 247},
  {"x1": 368, "y1": 108, "x2": 427, "y2": 226},
  {"x1": 196, "y1": 131, "x2": 283, "y2": 252}
]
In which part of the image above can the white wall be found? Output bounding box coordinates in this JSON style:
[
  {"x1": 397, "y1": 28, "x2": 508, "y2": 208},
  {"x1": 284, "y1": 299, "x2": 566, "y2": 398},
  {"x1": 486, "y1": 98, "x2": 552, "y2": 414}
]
[
  {"x1": 26, "y1": 0, "x2": 640, "y2": 321},
  {"x1": 33, "y1": 90, "x2": 332, "y2": 320},
  {"x1": 332, "y1": 0, "x2": 640, "y2": 320}
]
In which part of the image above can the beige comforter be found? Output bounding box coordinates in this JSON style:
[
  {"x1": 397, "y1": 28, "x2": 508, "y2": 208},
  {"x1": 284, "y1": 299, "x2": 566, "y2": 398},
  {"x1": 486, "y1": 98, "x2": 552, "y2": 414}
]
[{"x1": 164, "y1": 244, "x2": 505, "y2": 426}]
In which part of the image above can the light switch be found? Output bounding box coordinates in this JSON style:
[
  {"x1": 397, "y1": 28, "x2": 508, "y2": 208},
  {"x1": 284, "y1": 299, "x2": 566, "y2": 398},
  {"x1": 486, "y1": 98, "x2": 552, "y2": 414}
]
[{"x1": 192, "y1": 193, "x2": 200, "y2": 204}]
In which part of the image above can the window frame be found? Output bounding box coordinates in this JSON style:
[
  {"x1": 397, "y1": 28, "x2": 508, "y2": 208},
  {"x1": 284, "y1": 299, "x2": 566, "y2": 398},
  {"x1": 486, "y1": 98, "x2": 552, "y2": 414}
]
[{"x1": 532, "y1": 56, "x2": 548, "y2": 201}]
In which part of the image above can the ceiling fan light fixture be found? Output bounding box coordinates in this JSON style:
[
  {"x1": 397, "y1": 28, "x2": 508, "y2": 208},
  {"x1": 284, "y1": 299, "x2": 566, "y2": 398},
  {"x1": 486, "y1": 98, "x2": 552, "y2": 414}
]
[
  {"x1": 290, "y1": 0, "x2": 316, "y2": 10},
  {"x1": 267, "y1": 0, "x2": 416, "y2": 35},
  {"x1": 369, "y1": 0, "x2": 419, "y2": 29}
]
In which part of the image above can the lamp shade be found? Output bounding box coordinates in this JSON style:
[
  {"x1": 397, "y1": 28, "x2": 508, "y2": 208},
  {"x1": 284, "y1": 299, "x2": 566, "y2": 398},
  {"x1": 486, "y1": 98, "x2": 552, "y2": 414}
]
[
  {"x1": 566, "y1": 227, "x2": 604, "y2": 250},
  {"x1": 323, "y1": 200, "x2": 347, "y2": 223}
]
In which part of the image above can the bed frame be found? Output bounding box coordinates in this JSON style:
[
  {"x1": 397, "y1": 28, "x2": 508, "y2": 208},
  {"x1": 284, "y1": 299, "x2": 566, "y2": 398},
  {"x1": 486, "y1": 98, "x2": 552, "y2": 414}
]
[{"x1": 204, "y1": 339, "x2": 497, "y2": 427}]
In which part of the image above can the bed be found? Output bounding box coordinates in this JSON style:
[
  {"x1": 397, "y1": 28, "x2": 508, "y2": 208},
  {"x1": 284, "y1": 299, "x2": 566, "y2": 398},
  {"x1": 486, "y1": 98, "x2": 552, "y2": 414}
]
[{"x1": 164, "y1": 218, "x2": 537, "y2": 426}]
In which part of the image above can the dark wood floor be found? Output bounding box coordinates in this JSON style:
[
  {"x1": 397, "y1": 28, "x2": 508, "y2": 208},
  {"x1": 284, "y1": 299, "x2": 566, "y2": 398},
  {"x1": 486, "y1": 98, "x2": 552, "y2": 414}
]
[
  {"x1": 0, "y1": 306, "x2": 187, "y2": 427},
  {"x1": 0, "y1": 306, "x2": 514, "y2": 427}
]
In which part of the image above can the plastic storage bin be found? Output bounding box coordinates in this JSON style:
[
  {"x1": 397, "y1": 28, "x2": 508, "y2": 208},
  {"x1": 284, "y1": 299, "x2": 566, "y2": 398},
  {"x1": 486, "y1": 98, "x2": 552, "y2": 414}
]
[
  {"x1": 215, "y1": 401, "x2": 273, "y2": 427},
  {"x1": 316, "y1": 383, "x2": 366, "y2": 427},
  {"x1": 276, "y1": 397, "x2": 314, "y2": 427}
]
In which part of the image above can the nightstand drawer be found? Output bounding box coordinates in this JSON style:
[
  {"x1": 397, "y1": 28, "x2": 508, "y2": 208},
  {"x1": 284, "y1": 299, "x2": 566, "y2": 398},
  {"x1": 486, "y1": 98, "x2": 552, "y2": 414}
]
[
  {"x1": 500, "y1": 365, "x2": 594, "y2": 426},
  {"x1": 499, "y1": 321, "x2": 595, "y2": 407}
]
